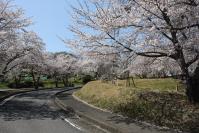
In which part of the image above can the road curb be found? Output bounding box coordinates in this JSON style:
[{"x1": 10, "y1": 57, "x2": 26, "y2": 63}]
[
  {"x1": 72, "y1": 94, "x2": 112, "y2": 113},
  {"x1": 54, "y1": 90, "x2": 122, "y2": 133},
  {"x1": 72, "y1": 95, "x2": 183, "y2": 133},
  {"x1": 0, "y1": 88, "x2": 62, "y2": 104},
  {"x1": 54, "y1": 86, "x2": 81, "y2": 97},
  {"x1": 72, "y1": 94, "x2": 172, "y2": 132},
  {"x1": 0, "y1": 90, "x2": 33, "y2": 103},
  {"x1": 55, "y1": 89, "x2": 185, "y2": 133}
]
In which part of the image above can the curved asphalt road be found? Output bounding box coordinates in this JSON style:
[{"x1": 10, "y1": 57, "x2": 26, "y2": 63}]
[{"x1": 0, "y1": 89, "x2": 107, "y2": 133}]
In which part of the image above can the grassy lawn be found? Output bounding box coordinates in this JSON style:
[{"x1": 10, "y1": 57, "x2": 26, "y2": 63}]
[
  {"x1": 74, "y1": 79, "x2": 199, "y2": 132},
  {"x1": 43, "y1": 80, "x2": 82, "y2": 88},
  {"x1": 0, "y1": 75, "x2": 83, "y2": 89},
  {"x1": 0, "y1": 83, "x2": 9, "y2": 89},
  {"x1": 112, "y1": 78, "x2": 185, "y2": 91},
  {"x1": 43, "y1": 80, "x2": 64, "y2": 88}
]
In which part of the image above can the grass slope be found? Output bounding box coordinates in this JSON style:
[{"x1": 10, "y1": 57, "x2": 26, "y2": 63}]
[{"x1": 74, "y1": 79, "x2": 199, "y2": 132}]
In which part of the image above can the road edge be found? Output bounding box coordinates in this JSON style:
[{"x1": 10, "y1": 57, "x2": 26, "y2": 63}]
[
  {"x1": 55, "y1": 89, "x2": 185, "y2": 133},
  {"x1": 54, "y1": 89, "x2": 122, "y2": 133},
  {"x1": 72, "y1": 94, "x2": 113, "y2": 113},
  {"x1": 0, "y1": 88, "x2": 64, "y2": 104},
  {"x1": 54, "y1": 97, "x2": 121, "y2": 133}
]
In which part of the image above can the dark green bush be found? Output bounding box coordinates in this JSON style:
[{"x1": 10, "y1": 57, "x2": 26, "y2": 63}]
[
  {"x1": 82, "y1": 75, "x2": 93, "y2": 84},
  {"x1": 7, "y1": 81, "x2": 44, "y2": 88}
]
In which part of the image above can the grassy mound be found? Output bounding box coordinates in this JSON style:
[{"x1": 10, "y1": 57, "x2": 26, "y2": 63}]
[{"x1": 74, "y1": 79, "x2": 199, "y2": 132}]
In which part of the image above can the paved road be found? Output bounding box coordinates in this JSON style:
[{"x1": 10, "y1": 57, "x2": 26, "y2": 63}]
[{"x1": 0, "y1": 89, "x2": 107, "y2": 133}]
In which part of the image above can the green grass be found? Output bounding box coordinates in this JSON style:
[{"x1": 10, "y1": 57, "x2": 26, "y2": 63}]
[
  {"x1": 75, "y1": 78, "x2": 185, "y2": 108},
  {"x1": 115, "y1": 78, "x2": 185, "y2": 91},
  {"x1": 43, "y1": 80, "x2": 64, "y2": 88},
  {"x1": 42, "y1": 79, "x2": 82, "y2": 88},
  {"x1": 74, "y1": 79, "x2": 199, "y2": 132},
  {"x1": 0, "y1": 76, "x2": 83, "y2": 89},
  {"x1": 0, "y1": 83, "x2": 9, "y2": 89}
]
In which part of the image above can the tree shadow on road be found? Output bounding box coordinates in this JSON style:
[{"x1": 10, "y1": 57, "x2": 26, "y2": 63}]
[{"x1": 0, "y1": 93, "x2": 75, "y2": 121}]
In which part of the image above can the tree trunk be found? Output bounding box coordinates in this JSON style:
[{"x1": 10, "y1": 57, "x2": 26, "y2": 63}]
[
  {"x1": 185, "y1": 77, "x2": 193, "y2": 102},
  {"x1": 14, "y1": 76, "x2": 19, "y2": 88},
  {"x1": 178, "y1": 57, "x2": 199, "y2": 103},
  {"x1": 63, "y1": 76, "x2": 68, "y2": 87},
  {"x1": 31, "y1": 69, "x2": 36, "y2": 89},
  {"x1": 31, "y1": 69, "x2": 39, "y2": 90},
  {"x1": 131, "y1": 77, "x2": 136, "y2": 87},
  {"x1": 0, "y1": 74, "x2": 5, "y2": 82},
  {"x1": 36, "y1": 76, "x2": 40, "y2": 90},
  {"x1": 62, "y1": 79, "x2": 66, "y2": 87},
  {"x1": 14, "y1": 75, "x2": 22, "y2": 88},
  {"x1": 173, "y1": 48, "x2": 199, "y2": 103},
  {"x1": 14, "y1": 76, "x2": 18, "y2": 88},
  {"x1": 55, "y1": 78, "x2": 58, "y2": 88},
  {"x1": 178, "y1": 61, "x2": 194, "y2": 102},
  {"x1": 190, "y1": 64, "x2": 199, "y2": 103},
  {"x1": 126, "y1": 78, "x2": 130, "y2": 87},
  {"x1": 33, "y1": 77, "x2": 40, "y2": 90}
]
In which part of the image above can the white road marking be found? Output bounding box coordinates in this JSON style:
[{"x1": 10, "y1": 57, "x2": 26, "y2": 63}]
[
  {"x1": 61, "y1": 116, "x2": 83, "y2": 131},
  {"x1": 92, "y1": 125, "x2": 110, "y2": 133}
]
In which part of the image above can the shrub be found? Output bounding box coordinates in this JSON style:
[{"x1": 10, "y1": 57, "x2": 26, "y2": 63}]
[
  {"x1": 82, "y1": 75, "x2": 93, "y2": 84},
  {"x1": 7, "y1": 81, "x2": 44, "y2": 88}
]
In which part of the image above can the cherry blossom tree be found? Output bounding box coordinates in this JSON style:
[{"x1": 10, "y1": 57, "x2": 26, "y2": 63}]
[
  {"x1": 0, "y1": 0, "x2": 32, "y2": 79},
  {"x1": 0, "y1": 31, "x2": 45, "y2": 89},
  {"x1": 5, "y1": 64, "x2": 24, "y2": 88},
  {"x1": 44, "y1": 52, "x2": 78, "y2": 87},
  {"x1": 67, "y1": 0, "x2": 199, "y2": 103},
  {"x1": 129, "y1": 56, "x2": 181, "y2": 78},
  {"x1": 20, "y1": 31, "x2": 45, "y2": 89}
]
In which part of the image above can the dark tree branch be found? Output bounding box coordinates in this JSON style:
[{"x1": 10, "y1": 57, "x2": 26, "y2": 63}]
[
  {"x1": 106, "y1": 32, "x2": 133, "y2": 52},
  {"x1": 136, "y1": 51, "x2": 168, "y2": 57},
  {"x1": 147, "y1": 17, "x2": 173, "y2": 41},
  {"x1": 176, "y1": 24, "x2": 199, "y2": 31}
]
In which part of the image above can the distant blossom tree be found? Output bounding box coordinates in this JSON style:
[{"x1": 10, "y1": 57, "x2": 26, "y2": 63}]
[{"x1": 44, "y1": 52, "x2": 78, "y2": 87}]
